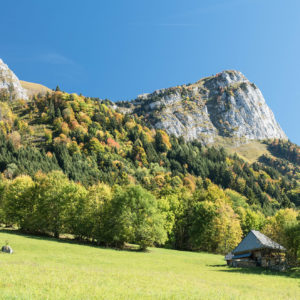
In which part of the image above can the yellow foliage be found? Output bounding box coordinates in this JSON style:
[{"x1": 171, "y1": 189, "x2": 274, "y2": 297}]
[
  {"x1": 78, "y1": 111, "x2": 92, "y2": 124},
  {"x1": 154, "y1": 175, "x2": 165, "y2": 188},
  {"x1": 89, "y1": 137, "x2": 104, "y2": 153},
  {"x1": 61, "y1": 122, "x2": 70, "y2": 135},
  {"x1": 44, "y1": 129, "x2": 52, "y2": 143},
  {"x1": 68, "y1": 141, "x2": 81, "y2": 154},
  {"x1": 125, "y1": 121, "x2": 136, "y2": 130},
  {"x1": 262, "y1": 208, "x2": 298, "y2": 246},
  {"x1": 8, "y1": 131, "x2": 21, "y2": 148},
  {"x1": 183, "y1": 175, "x2": 196, "y2": 192},
  {"x1": 157, "y1": 129, "x2": 171, "y2": 150},
  {"x1": 62, "y1": 107, "x2": 75, "y2": 122},
  {"x1": 114, "y1": 112, "x2": 123, "y2": 123}
]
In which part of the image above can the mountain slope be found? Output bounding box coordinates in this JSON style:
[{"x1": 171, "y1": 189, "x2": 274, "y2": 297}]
[
  {"x1": 117, "y1": 70, "x2": 287, "y2": 144},
  {"x1": 0, "y1": 88, "x2": 297, "y2": 210},
  {"x1": 0, "y1": 58, "x2": 298, "y2": 210},
  {"x1": 20, "y1": 80, "x2": 52, "y2": 97}
]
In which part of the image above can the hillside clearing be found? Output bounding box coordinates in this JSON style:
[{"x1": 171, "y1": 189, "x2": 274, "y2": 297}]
[
  {"x1": 214, "y1": 138, "x2": 270, "y2": 163},
  {"x1": 0, "y1": 231, "x2": 299, "y2": 299},
  {"x1": 20, "y1": 80, "x2": 52, "y2": 98}
]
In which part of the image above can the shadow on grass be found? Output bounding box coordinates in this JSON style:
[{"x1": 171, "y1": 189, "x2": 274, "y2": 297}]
[
  {"x1": 0, "y1": 228, "x2": 145, "y2": 253},
  {"x1": 208, "y1": 264, "x2": 227, "y2": 267},
  {"x1": 211, "y1": 264, "x2": 300, "y2": 279}
]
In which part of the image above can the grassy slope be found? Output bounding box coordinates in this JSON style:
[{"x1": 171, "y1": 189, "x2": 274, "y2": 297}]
[
  {"x1": 226, "y1": 141, "x2": 269, "y2": 163},
  {"x1": 0, "y1": 231, "x2": 299, "y2": 300},
  {"x1": 213, "y1": 138, "x2": 270, "y2": 163},
  {"x1": 20, "y1": 81, "x2": 52, "y2": 98}
]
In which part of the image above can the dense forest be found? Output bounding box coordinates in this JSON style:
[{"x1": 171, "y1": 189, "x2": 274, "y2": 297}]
[{"x1": 0, "y1": 90, "x2": 299, "y2": 263}]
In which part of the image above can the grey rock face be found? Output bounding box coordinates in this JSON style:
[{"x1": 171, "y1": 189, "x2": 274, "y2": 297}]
[
  {"x1": 0, "y1": 58, "x2": 28, "y2": 100},
  {"x1": 119, "y1": 70, "x2": 287, "y2": 144}
]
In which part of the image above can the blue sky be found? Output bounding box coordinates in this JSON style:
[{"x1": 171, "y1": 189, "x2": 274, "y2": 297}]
[{"x1": 1, "y1": 0, "x2": 299, "y2": 144}]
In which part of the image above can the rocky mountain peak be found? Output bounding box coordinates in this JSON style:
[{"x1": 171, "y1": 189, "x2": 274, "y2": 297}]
[
  {"x1": 117, "y1": 70, "x2": 287, "y2": 144},
  {"x1": 0, "y1": 58, "x2": 28, "y2": 100},
  {"x1": 202, "y1": 70, "x2": 247, "y2": 89}
]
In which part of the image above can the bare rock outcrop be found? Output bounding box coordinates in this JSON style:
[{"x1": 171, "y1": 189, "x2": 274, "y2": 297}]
[
  {"x1": 0, "y1": 58, "x2": 28, "y2": 100},
  {"x1": 118, "y1": 70, "x2": 287, "y2": 144}
]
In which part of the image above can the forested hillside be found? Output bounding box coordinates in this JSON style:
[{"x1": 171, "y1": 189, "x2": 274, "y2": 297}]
[{"x1": 0, "y1": 90, "x2": 299, "y2": 262}]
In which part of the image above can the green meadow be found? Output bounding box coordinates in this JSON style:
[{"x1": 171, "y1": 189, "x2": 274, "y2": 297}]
[{"x1": 0, "y1": 230, "x2": 299, "y2": 300}]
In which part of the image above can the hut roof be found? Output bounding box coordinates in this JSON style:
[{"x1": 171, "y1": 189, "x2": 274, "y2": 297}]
[{"x1": 232, "y1": 230, "x2": 286, "y2": 254}]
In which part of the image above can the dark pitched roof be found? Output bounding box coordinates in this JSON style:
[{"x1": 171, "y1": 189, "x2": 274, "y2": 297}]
[{"x1": 233, "y1": 230, "x2": 286, "y2": 254}]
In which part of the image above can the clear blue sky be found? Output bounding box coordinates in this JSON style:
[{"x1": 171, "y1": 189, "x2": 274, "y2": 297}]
[{"x1": 1, "y1": 0, "x2": 299, "y2": 144}]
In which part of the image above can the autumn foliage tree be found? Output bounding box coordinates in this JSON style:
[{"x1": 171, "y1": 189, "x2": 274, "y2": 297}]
[{"x1": 103, "y1": 185, "x2": 167, "y2": 250}]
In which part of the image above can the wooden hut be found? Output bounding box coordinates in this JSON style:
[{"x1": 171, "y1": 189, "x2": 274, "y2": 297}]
[{"x1": 225, "y1": 230, "x2": 286, "y2": 270}]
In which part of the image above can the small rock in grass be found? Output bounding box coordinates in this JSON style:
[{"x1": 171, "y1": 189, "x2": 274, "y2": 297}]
[{"x1": 1, "y1": 245, "x2": 13, "y2": 254}]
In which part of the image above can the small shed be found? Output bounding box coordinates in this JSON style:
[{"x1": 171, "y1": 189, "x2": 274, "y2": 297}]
[{"x1": 225, "y1": 230, "x2": 286, "y2": 269}]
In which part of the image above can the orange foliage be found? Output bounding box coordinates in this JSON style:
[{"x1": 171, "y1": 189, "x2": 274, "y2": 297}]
[
  {"x1": 107, "y1": 137, "x2": 120, "y2": 149},
  {"x1": 53, "y1": 134, "x2": 71, "y2": 145},
  {"x1": 70, "y1": 120, "x2": 80, "y2": 130},
  {"x1": 46, "y1": 151, "x2": 53, "y2": 158},
  {"x1": 114, "y1": 112, "x2": 123, "y2": 123}
]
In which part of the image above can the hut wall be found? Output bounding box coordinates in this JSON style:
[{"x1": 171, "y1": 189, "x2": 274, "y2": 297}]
[
  {"x1": 234, "y1": 260, "x2": 256, "y2": 268},
  {"x1": 253, "y1": 250, "x2": 262, "y2": 259}
]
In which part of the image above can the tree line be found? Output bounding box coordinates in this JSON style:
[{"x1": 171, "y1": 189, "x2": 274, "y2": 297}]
[{"x1": 0, "y1": 170, "x2": 299, "y2": 265}]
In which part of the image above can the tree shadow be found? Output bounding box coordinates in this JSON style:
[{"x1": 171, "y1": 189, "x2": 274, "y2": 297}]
[
  {"x1": 0, "y1": 228, "x2": 146, "y2": 253},
  {"x1": 214, "y1": 265, "x2": 300, "y2": 279}
]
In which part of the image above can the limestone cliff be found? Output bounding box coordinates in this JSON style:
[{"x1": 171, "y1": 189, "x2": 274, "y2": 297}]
[
  {"x1": 0, "y1": 58, "x2": 28, "y2": 100},
  {"x1": 117, "y1": 70, "x2": 287, "y2": 144}
]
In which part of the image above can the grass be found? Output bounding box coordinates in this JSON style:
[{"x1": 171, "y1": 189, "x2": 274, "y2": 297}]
[
  {"x1": 226, "y1": 141, "x2": 270, "y2": 163},
  {"x1": 0, "y1": 230, "x2": 299, "y2": 300},
  {"x1": 20, "y1": 80, "x2": 51, "y2": 98},
  {"x1": 213, "y1": 138, "x2": 270, "y2": 163}
]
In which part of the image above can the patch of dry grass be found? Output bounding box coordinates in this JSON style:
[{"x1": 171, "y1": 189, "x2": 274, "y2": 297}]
[
  {"x1": 20, "y1": 81, "x2": 52, "y2": 98},
  {"x1": 213, "y1": 138, "x2": 270, "y2": 163}
]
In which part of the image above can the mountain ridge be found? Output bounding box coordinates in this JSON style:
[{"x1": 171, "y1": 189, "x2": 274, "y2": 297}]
[
  {"x1": 0, "y1": 58, "x2": 289, "y2": 145},
  {"x1": 116, "y1": 70, "x2": 287, "y2": 144}
]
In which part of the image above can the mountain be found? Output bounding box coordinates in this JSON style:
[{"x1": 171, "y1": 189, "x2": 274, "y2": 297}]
[
  {"x1": 0, "y1": 84, "x2": 298, "y2": 209},
  {"x1": 0, "y1": 58, "x2": 298, "y2": 262},
  {"x1": 0, "y1": 58, "x2": 298, "y2": 248},
  {"x1": 0, "y1": 58, "x2": 28, "y2": 100},
  {"x1": 117, "y1": 70, "x2": 287, "y2": 144},
  {"x1": 0, "y1": 58, "x2": 288, "y2": 145}
]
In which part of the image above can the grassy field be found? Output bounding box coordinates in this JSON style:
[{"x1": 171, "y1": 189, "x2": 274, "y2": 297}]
[{"x1": 0, "y1": 230, "x2": 299, "y2": 300}]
